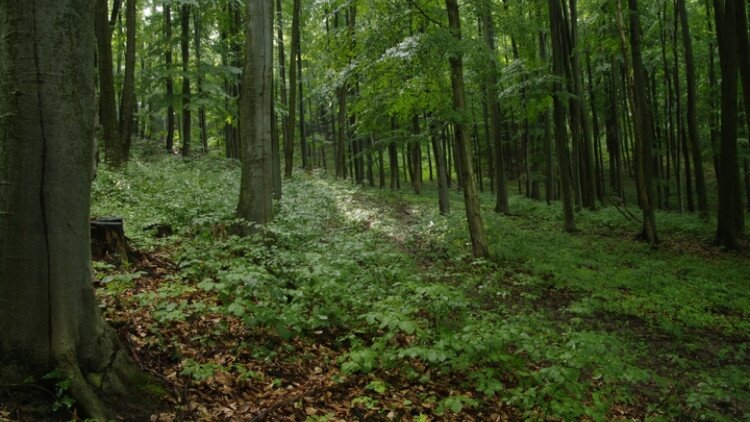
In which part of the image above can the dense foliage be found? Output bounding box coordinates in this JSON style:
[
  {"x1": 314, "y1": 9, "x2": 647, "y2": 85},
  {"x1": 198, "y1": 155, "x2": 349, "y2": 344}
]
[{"x1": 77, "y1": 150, "x2": 750, "y2": 420}]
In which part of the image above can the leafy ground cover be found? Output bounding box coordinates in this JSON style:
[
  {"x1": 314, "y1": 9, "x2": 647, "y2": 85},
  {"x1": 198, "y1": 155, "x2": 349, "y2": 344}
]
[{"x1": 5, "y1": 151, "x2": 747, "y2": 421}]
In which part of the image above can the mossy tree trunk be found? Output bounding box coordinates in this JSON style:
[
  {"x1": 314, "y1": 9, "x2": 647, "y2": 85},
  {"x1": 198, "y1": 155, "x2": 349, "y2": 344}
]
[{"x1": 0, "y1": 1, "x2": 148, "y2": 419}]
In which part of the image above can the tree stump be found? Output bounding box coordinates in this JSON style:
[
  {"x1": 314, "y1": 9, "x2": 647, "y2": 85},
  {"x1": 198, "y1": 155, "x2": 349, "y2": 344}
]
[{"x1": 91, "y1": 217, "x2": 133, "y2": 265}]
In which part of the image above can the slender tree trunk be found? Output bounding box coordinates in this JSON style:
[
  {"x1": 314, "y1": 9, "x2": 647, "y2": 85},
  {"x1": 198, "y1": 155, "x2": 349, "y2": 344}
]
[
  {"x1": 411, "y1": 116, "x2": 423, "y2": 194},
  {"x1": 549, "y1": 0, "x2": 577, "y2": 232},
  {"x1": 237, "y1": 0, "x2": 275, "y2": 227},
  {"x1": 276, "y1": 0, "x2": 290, "y2": 171},
  {"x1": 180, "y1": 5, "x2": 191, "y2": 157},
  {"x1": 118, "y1": 0, "x2": 137, "y2": 160},
  {"x1": 0, "y1": 1, "x2": 148, "y2": 418},
  {"x1": 164, "y1": 4, "x2": 175, "y2": 153},
  {"x1": 194, "y1": 8, "x2": 208, "y2": 153},
  {"x1": 336, "y1": 86, "x2": 347, "y2": 178},
  {"x1": 285, "y1": 0, "x2": 301, "y2": 178},
  {"x1": 445, "y1": 0, "x2": 489, "y2": 258},
  {"x1": 677, "y1": 0, "x2": 709, "y2": 218},
  {"x1": 431, "y1": 121, "x2": 451, "y2": 214},
  {"x1": 626, "y1": 0, "x2": 658, "y2": 244},
  {"x1": 298, "y1": 46, "x2": 310, "y2": 171},
  {"x1": 566, "y1": 0, "x2": 597, "y2": 210},
  {"x1": 95, "y1": 0, "x2": 124, "y2": 165},
  {"x1": 480, "y1": 2, "x2": 509, "y2": 214}
]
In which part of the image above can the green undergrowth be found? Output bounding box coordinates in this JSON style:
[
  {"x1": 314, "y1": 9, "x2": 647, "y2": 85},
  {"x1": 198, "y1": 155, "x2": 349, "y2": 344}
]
[{"x1": 92, "y1": 152, "x2": 749, "y2": 421}]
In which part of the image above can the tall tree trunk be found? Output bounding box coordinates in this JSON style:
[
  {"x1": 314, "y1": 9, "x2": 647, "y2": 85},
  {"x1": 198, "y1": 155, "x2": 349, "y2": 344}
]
[
  {"x1": 565, "y1": 0, "x2": 597, "y2": 210},
  {"x1": 164, "y1": 3, "x2": 175, "y2": 153},
  {"x1": 411, "y1": 116, "x2": 423, "y2": 194},
  {"x1": 285, "y1": 0, "x2": 301, "y2": 178},
  {"x1": 480, "y1": 2, "x2": 509, "y2": 214},
  {"x1": 734, "y1": 0, "x2": 750, "y2": 226},
  {"x1": 677, "y1": 0, "x2": 709, "y2": 218},
  {"x1": 298, "y1": 46, "x2": 310, "y2": 171},
  {"x1": 0, "y1": 1, "x2": 147, "y2": 418},
  {"x1": 95, "y1": 0, "x2": 124, "y2": 166},
  {"x1": 275, "y1": 0, "x2": 290, "y2": 169},
  {"x1": 445, "y1": 0, "x2": 489, "y2": 258},
  {"x1": 431, "y1": 120, "x2": 451, "y2": 214},
  {"x1": 237, "y1": 0, "x2": 275, "y2": 227},
  {"x1": 713, "y1": 0, "x2": 743, "y2": 249},
  {"x1": 118, "y1": 0, "x2": 137, "y2": 160},
  {"x1": 180, "y1": 5, "x2": 191, "y2": 157},
  {"x1": 548, "y1": 0, "x2": 577, "y2": 232},
  {"x1": 336, "y1": 85, "x2": 347, "y2": 178},
  {"x1": 194, "y1": 8, "x2": 208, "y2": 153},
  {"x1": 626, "y1": 0, "x2": 658, "y2": 244}
]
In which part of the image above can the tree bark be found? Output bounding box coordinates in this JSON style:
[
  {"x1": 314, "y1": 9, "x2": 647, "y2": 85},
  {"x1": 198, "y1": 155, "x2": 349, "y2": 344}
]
[
  {"x1": 445, "y1": 0, "x2": 489, "y2": 258},
  {"x1": 165, "y1": 3, "x2": 175, "y2": 153},
  {"x1": 431, "y1": 120, "x2": 451, "y2": 214},
  {"x1": 194, "y1": 8, "x2": 208, "y2": 153},
  {"x1": 95, "y1": 0, "x2": 124, "y2": 166},
  {"x1": 237, "y1": 0, "x2": 275, "y2": 227},
  {"x1": 713, "y1": 0, "x2": 743, "y2": 249},
  {"x1": 118, "y1": 0, "x2": 137, "y2": 158},
  {"x1": 548, "y1": 0, "x2": 577, "y2": 232},
  {"x1": 677, "y1": 0, "x2": 709, "y2": 218},
  {"x1": 285, "y1": 0, "x2": 301, "y2": 178},
  {"x1": 180, "y1": 5, "x2": 192, "y2": 157},
  {"x1": 479, "y1": 1, "x2": 509, "y2": 214},
  {"x1": 0, "y1": 1, "x2": 149, "y2": 418}
]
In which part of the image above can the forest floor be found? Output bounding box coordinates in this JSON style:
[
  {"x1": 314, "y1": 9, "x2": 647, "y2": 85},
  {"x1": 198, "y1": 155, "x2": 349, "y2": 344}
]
[{"x1": 3, "y1": 149, "x2": 749, "y2": 421}]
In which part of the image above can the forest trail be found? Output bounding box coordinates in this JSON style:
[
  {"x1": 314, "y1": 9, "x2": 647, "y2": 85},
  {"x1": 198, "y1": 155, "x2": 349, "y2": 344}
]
[{"x1": 83, "y1": 157, "x2": 750, "y2": 421}]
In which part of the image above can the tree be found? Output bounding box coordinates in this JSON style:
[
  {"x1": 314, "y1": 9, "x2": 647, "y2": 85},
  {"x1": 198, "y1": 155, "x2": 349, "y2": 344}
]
[
  {"x1": 478, "y1": 0, "x2": 509, "y2": 214},
  {"x1": 237, "y1": 0, "x2": 275, "y2": 227},
  {"x1": 445, "y1": 0, "x2": 489, "y2": 258},
  {"x1": 165, "y1": 1, "x2": 176, "y2": 152},
  {"x1": 548, "y1": 0, "x2": 577, "y2": 233},
  {"x1": 180, "y1": 4, "x2": 192, "y2": 157},
  {"x1": 285, "y1": 0, "x2": 302, "y2": 178},
  {"x1": 713, "y1": 0, "x2": 743, "y2": 249},
  {"x1": 677, "y1": 0, "x2": 709, "y2": 219},
  {"x1": 95, "y1": 0, "x2": 125, "y2": 166},
  {"x1": 623, "y1": 0, "x2": 658, "y2": 244},
  {"x1": 0, "y1": 1, "x2": 147, "y2": 418},
  {"x1": 119, "y1": 0, "x2": 138, "y2": 155}
]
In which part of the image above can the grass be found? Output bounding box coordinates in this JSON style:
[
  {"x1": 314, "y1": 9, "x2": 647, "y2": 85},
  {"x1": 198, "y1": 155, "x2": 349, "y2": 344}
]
[{"x1": 89, "y1": 147, "x2": 749, "y2": 421}]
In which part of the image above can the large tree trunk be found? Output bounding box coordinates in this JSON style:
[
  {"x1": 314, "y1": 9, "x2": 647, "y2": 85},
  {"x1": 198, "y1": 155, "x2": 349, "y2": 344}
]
[
  {"x1": 95, "y1": 0, "x2": 124, "y2": 166},
  {"x1": 118, "y1": 0, "x2": 137, "y2": 158},
  {"x1": 445, "y1": 0, "x2": 489, "y2": 258},
  {"x1": 713, "y1": 0, "x2": 743, "y2": 249},
  {"x1": 0, "y1": 1, "x2": 148, "y2": 419},
  {"x1": 180, "y1": 5, "x2": 192, "y2": 157},
  {"x1": 733, "y1": 0, "x2": 750, "y2": 229},
  {"x1": 237, "y1": 0, "x2": 275, "y2": 227}
]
